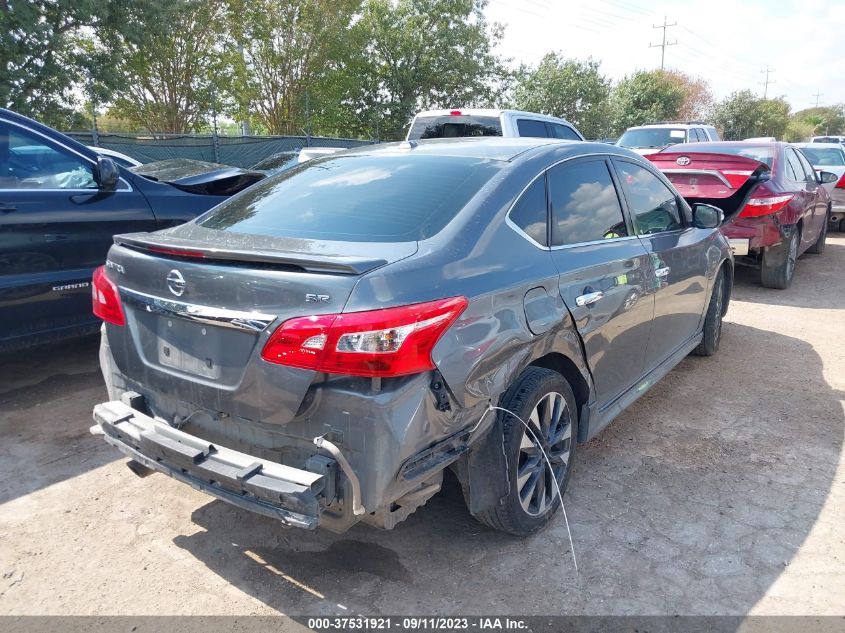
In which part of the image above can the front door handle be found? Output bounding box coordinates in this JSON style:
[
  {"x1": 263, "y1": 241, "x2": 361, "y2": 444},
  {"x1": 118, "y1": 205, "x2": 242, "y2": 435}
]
[
  {"x1": 655, "y1": 266, "x2": 671, "y2": 278},
  {"x1": 575, "y1": 291, "x2": 603, "y2": 307},
  {"x1": 0, "y1": 203, "x2": 16, "y2": 213}
]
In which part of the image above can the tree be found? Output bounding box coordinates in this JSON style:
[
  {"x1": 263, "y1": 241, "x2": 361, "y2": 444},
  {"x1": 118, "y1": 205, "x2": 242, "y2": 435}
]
[
  {"x1": 109, "y1": 0, "x2": 227, "y2": 133},
  {"x1": 0, "y1": 0, "x2": 163, "y2": 128},
  {"x1": 224, "y1": 0, "x2": 361, "y2": 136},
  {"x1": 710, "y1": 91, "x2": 791, "y2": 140},
  {"x1": 609, "y1": 70, "x2": 685, "y2": 135},
  {"x1": 511, "y1": 53, "x2": 611, "y2": 139},
  {"x1": 663, "y1": 70, "x2": 713, "y2": 121},
  {"x1": 792, "y1": 105, "x2": 845, "y2": 136},
  {"x1": 757, "y1": 97, "x2": 790, "y2": 139},
  {"x1": 350, "y1": 0, "x2": 508, "y2": 139}
]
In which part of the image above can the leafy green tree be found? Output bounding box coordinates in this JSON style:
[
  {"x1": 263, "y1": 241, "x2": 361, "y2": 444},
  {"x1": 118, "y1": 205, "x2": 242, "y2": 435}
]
[
  {"x1": 0, "y1": 0, "x2": 163, "y2": 128},
  {"x1": 109, "y1": 0, "x2": 227, "y2": 133},
  {"x1": 610, "y1": 70, "x2": 685, "y2": 135},
  {"x1": 663, "y1": 70, "x2": 713, "y2": 122},
  {"x1": 512, "y1": 53, "x2": 611, "y2": 139},
  {"x1": 792, "y1": 106, "x2": 845, "y2": 136},
  {"x1": 784, "y1": 119, "x2": 815, "y2": 143},
  {"x1": 709, "y1": 90, "x2": 762, "y2": 140},
  {"x1": 224, "y1": 0, "x2": 362, "y2": 136},
  {"x1": 757, "y1": 98, "x2": 790, "y2": 139},
  {"x1": 350, "y1": 0, "x2": 508, "y2": 139}
]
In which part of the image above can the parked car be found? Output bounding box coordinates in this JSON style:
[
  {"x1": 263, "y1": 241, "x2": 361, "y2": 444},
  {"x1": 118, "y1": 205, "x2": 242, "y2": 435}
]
[
  {"x1": 91, "y1": 137, "x2": 732, "y2": 536},
  {"x1": 811, "y1": 135, "x2": 845, "y2": 144},
  {"x1": 406, "y1": 109, "x2": 584, "y2": 141},
  {"x1": 90, "y1": 146, "x2": 142, "y2": 168},
  {"x1": 251, "y1": 150, "x2": 300, "y2": 175},
  {"x1": 0, "y1": 108, "x2": 260, "y2": 352},
  {"x1": 647, "y1": 142, "x2": 832, "y2": 289},
  {"x1": 743, "y1": 137, "x2": 776, "y2": 143},
  {"x1": 616, "y1": 121, "x2": 720, "y2": 155},
  {"x1": 795, "y1": 142, "x2": 845, "y2": 231},
  {"x1": 129, "y1": 159, "x2": 265, "y2": 196}
]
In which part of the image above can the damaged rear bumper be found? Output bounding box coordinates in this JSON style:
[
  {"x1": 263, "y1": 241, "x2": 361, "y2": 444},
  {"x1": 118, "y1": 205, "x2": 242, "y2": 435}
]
[{"x1": 92, "y1": 400, "x2": 330, "y2": 529}]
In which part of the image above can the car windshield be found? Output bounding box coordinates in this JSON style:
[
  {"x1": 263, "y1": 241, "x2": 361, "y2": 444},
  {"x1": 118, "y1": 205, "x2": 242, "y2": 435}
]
[
  {"x1": 407, "y1": 115, "x2": 502, "y2": 140},
  {"x1": 618, "y1": 128, "x2": 686, "y2": 148},
  {"x1": 675, "y1": 144, "x2": 776, "y2": 167},
  {"x1": 198, "y1": 154, "x2": 502, "y2": 242},
  {"x1": 799, "y1": 147, "x2": 845, "y2": 166}
]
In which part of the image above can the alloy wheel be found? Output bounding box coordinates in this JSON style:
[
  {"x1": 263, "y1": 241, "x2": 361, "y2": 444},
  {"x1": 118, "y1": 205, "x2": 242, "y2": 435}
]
[
  {"x1": 786, "y1": 230, "x2": 798, "y2": 280},
  {"x1": 516, "y1": 392, "x2": 572, "y2": 516}
]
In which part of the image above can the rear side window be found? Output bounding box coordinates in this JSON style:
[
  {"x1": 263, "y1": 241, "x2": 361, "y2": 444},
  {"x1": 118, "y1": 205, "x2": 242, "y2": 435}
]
[
  {"x1": 199, "y1": 155, "x2": 501, "y2": 242},
  {"x1": 509, "y1": 177, "x2": 548, "y2": 246},
  {"x1": 615, "y1": 161, "x2": 683, "y2": 234},
  {"x1": 407, "y1": 115, "x2": 502, "y2": 140},
  {"x1": 516, "y1": 119, "x2": 550, "y2": 138},
  {"x1": 550, "y1": 123, "x2": 581, "y2": 140},
  {"x1": 548, "y1": 160, "x2": 628, "y2": 246}
]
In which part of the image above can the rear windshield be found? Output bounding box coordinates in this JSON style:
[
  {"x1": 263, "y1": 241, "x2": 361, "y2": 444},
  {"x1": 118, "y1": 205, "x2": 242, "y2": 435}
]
[
  {"x1": 407, "y1": 115, "x2": 502, "y2": 140},
  {"x1": 198, "y1": 154, "x2": 501, "y2": 242},
  {"x1": 676, "y1": 144, "x2": 776, "y2": 167},
  {"x1": 618, "y1": 128, "x2": 686, "y2": 149},
  {"x1": 799, "y1": 147, "x2": 845, "y2": 166},
  {"x1": 812, "y1": 137, "x2": 843, "y2": 144}
]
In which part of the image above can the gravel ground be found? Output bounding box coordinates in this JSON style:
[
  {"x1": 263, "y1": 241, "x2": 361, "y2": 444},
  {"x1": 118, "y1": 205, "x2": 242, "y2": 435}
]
[{"x1": 0, "y1": 237, "x2": 843, "y2": 617}]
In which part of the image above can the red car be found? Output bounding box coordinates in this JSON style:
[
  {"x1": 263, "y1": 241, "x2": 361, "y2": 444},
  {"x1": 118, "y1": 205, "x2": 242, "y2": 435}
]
[{"x1": 647, "y1": 142, "x2": 833, "y2": 288}]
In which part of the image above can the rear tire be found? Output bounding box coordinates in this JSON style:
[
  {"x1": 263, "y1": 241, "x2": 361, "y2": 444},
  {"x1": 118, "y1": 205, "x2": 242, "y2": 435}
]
[
  {"x1": 806, "y1": 212, "x2": 828, "y2": 255},
  {"x1": 470, "y1": 367, "x2": 578, "y2": 537},
  {"x1": 761, "y1": 226, "x2": 799, "y2": 289},
  {"x1": 692, "y1": 267, "x2": 725, "y2": 357}
]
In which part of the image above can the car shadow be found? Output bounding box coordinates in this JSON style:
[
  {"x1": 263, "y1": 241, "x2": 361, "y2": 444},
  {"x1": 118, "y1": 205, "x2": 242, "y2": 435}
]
[
  {"x1": 171, "y1": 321, "x2": 844, "y2": 615},
  {"x1": 731, "y1": 235, "x2": 845, "y2": 310},
  {"x1": 0, "y1": 334, "x2": 115, "y2": 504}
]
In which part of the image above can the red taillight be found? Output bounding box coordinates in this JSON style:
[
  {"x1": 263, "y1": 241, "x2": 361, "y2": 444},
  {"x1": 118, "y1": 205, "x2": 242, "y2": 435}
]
[
  {"x1": 449, "y1": 110, "x2": 463, "y2": 116},
  {"x1": 144, "y1": 245, "x2": 206, "y2": 258},
  {"x1": 836, "y1": 173, "x2": 845, "y2": 189},
  {"x1": 739, "y1": 188, "x2": 794, "y2": 218},
  {"x1": 261, "y1": 297, "x2": 468, "y2": 377},
  {"x1": 92, "y1": 265, "x2": 125, "y2": 326}
]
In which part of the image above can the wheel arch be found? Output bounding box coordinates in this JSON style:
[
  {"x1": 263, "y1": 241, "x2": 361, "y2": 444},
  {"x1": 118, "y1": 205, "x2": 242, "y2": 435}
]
[{"x1": 528, "y1": 352, "x2": 591, "y2": 442}]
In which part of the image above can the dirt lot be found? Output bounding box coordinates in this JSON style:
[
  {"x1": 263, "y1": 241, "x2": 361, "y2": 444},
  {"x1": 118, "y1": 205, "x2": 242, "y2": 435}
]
[{"x1": 1, "y1": 238, "x2": 843, "y2": 617}]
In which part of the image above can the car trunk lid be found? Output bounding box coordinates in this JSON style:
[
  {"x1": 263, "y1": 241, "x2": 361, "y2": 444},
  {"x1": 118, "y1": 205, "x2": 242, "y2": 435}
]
[
  {"x1": 646, "y1": 152, "x2": 771, "y2": 221},
  {"x1": 105, "y1": 228, "x2": 417, "y2": 425}
]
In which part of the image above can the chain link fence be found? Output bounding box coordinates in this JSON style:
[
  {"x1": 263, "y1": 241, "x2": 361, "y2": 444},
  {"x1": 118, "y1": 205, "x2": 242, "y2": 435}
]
[{"x1": 64, "y1": 132, "x2": 376, "y2": 168}]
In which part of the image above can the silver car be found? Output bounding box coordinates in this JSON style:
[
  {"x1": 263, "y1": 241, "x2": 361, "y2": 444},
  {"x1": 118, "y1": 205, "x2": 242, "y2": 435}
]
[
  {"x1": 796, "y1": 142, "x2": 845, "y2": 231},
  {"x1": 91, "y1": 138, "x2": 733, "y2": 536}
]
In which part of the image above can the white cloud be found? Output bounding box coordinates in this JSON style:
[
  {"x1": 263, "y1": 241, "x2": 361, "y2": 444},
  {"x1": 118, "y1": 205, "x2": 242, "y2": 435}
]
[{"x1": 486, "y1": 0, "x2": 845, "y2": 111}]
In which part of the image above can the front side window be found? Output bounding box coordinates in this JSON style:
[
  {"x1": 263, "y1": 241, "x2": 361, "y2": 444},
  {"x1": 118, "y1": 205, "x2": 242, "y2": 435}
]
[
  {"x1": 198, "y1": 154, "x2": 502, "y2": 242},
  {"x1": 0, "y1": 123, "x2": 96, "y2": 190},
  {"x1": 615, "y1": 161, "x2": 683, "y2": 235},
  {"x1": 548, "y1": 160, "x2": 628, "y2": 246},
  {"x1": 509, "y1": 176, "x2": 548, "y2": 246},
  {"x1": 516, "y1": 119, "x2": 550, "y2": 138},
  {"x1": 794, "y1": 149, "x2": 818, "y2": 183},
  {"x1": 785, "y1": 149, "x2": 806, "y2": 183}
]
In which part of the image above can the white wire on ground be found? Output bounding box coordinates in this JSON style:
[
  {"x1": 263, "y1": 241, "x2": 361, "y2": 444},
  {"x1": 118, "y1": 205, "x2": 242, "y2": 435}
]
[{"x1": 474, "y1": 404, "x2": 578, "y2": 571}]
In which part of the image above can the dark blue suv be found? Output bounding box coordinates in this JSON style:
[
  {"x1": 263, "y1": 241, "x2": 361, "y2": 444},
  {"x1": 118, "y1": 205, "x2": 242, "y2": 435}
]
[{"x1": 0, "y1": 109, "x2": 253, "y2": 351}]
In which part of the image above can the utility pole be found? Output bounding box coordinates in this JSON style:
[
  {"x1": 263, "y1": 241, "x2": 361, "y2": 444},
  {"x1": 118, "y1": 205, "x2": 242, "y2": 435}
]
[
  {"x1": 760, "y1": 66, "x2": 775, "y2": 99},
  {"x1": 649, "y1": 16, "x2": 677, "y2": 70},
  {"x1": 812, "y1": 91, "x2": 823, "y2": 108}
]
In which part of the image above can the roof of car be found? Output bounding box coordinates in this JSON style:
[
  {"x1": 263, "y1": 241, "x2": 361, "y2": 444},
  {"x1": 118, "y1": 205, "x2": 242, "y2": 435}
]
[
  {"x1": 796, "y1": 142, "x2": 844, "y2": 149},
  {"x1": 412, "y1": 109, "x2": 576, "y2": 124},
  {"x1": 334, "y1": 137, "x2": 635, "y2": 163},
  {"x1": 626, "y1": 123, "x2": 713, "y2": 130}
]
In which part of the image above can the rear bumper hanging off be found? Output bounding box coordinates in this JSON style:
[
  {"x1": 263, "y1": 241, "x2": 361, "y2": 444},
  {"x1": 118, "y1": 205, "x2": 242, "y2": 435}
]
[{"x1": 92, "y1": 400, "x2": 329, "y2": 529}]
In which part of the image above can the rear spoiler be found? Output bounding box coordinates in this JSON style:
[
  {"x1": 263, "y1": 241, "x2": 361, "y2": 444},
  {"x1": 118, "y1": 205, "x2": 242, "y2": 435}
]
[{"x1": 113, "y1": 234, "x2": 388, "y2": 275}]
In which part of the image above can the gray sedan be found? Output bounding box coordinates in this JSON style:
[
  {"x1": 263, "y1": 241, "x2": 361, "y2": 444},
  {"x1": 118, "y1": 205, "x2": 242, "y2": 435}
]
[{"x1": 91, "y1": 138, "x2": 733, "y2": 536}]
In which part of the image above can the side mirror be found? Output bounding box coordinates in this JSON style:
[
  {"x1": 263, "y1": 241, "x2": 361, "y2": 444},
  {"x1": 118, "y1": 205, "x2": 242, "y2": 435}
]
[
  {"x1": 692, "y1": 203, "x2": 723, "y2": 229},
  {"x1": 95, "y1": 156, "x2": 119, "y2": 190},
  {"x1": 818, "y1": 170, "x2": 839, "y2": 185}
]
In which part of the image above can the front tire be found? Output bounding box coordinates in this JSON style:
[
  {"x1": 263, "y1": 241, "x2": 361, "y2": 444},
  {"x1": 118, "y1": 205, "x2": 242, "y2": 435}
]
[
  {"x1": 693, "y1": 267, "x2": 725, "y2": 357},
  {"x1": 761, "y1": 226, "x2": 799, "y2": 289},
  {"x1": 471, "y1": 367, "x2": 578, "y2": 537}
]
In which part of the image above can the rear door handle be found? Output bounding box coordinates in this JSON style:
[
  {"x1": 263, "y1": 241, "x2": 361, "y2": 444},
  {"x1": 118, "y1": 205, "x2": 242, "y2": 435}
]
[
  {"x1": 655, "y1": 266, "x2": 671, "y2": 278},
  {"x1": 0, "y1": 204, "x2": 16, "y2": 213},
  {"x1": 575, "y1": 291, "x2": 603, "y2": 307}
]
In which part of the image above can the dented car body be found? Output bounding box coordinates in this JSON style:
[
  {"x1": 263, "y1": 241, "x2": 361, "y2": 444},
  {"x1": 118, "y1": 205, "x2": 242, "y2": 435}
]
[{"x1": 92, "y1": 138, "x2": 733, "y2": 535}]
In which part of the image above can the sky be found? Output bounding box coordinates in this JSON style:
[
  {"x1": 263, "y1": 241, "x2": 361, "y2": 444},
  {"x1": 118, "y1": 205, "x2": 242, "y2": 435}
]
[{"x1": 484, "y1": 0, "x2": 845, "y2": 112}]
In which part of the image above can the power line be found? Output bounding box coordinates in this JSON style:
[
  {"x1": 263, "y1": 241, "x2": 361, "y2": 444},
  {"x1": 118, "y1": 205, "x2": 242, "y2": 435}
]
[
  {"x1": 760, "y1": 66, "x2": 775, "y2": 99},
  {"x1": 649, "y1": 16, "x2": 677, "y2": 70}
]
